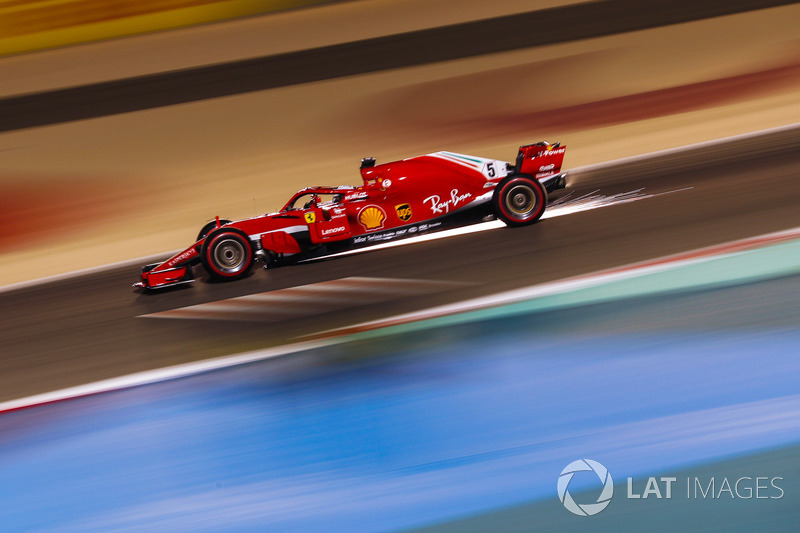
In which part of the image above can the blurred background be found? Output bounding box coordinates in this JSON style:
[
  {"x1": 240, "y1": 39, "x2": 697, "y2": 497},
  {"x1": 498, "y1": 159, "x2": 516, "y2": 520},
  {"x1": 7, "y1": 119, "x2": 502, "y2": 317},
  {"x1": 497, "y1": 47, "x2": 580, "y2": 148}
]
[
  {"x1": 1, "y1": 1, "x2": 799, "y2": 531},
  {"x1": 1, "y1": 0, "x2": 798, "y2": 282}
]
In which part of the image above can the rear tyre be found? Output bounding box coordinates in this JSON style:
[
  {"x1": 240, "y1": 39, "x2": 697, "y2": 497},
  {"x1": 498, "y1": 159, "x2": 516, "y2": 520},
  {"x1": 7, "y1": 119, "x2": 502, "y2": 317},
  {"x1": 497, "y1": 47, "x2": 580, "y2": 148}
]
[
  {"x1": 201, "y1": 230, "x2": 253, "y2": 280},
  {"x1": 492, "y1": 174, "x2": 547, "y2": 227}
]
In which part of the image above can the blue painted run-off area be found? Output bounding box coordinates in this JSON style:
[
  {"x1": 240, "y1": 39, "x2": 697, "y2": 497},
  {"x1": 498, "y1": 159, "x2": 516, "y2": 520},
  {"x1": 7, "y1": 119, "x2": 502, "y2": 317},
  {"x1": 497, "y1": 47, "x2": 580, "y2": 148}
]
[{"x1": 2, "y1": 249, "x2": 800, "y2": 532}]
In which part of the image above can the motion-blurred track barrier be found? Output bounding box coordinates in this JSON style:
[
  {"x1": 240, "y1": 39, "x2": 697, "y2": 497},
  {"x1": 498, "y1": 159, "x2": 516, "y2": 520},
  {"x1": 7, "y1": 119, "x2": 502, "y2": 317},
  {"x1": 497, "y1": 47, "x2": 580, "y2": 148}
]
[
  {"x1": 0, "y1": 0, "x2": 796, "y2": 130},
  {"x1": 0, "y1": 0, "x2": 330, "y2": 56}
]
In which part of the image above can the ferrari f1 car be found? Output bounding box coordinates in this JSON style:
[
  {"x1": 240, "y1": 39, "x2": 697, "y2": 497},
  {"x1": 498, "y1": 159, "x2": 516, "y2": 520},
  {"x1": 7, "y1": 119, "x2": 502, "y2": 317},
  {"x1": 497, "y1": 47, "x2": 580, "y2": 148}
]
[{"x1": 133, "y1": 142, "x2": 568, "y2": 290}]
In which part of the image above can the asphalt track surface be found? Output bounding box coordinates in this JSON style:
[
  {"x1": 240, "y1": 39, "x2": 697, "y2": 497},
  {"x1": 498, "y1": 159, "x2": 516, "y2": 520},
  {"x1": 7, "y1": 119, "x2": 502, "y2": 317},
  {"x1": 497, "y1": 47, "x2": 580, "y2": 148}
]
[
  {"x1": 1, "y1": 126, "x2": 799, "y2": 403},
  {"x1": 0, "y1": 0, "x2": 796, "y2": 132}
]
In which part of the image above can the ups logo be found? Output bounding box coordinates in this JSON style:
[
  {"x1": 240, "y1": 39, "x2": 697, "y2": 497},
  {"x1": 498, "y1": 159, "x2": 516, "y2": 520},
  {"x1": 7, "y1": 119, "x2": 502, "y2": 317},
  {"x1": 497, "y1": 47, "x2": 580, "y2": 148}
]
[{"x1": 395, "y1": 203, "x2": 412, "y2": 222}]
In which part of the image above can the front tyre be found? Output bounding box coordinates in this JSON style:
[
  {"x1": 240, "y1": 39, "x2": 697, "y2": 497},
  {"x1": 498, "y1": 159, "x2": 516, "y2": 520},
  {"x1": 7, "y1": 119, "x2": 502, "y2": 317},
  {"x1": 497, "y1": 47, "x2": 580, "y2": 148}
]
[
  {"x1": 197, "y1": 219, "x2": 231, "y2": 242},
  {"x1": 201, "y1": 230, "x2": 253, "y2": 280},
  {"x1": 492, "y1": 174, "x2": 547, "y2": 227}
]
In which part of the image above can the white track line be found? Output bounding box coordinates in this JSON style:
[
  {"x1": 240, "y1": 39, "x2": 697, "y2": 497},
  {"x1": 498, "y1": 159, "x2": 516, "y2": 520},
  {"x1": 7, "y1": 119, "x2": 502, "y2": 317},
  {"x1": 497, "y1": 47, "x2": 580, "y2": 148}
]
[
  {"x1": 0, "y1": 340, "x2": 343, "y2": 414},
  {"x1": 315, "y1": 225, "x2": 800, "y2": 338},
  {"x1": 0, "y1": 250, "x2": 180, "y2": 295},
  {"x1": 1, "y1": 122, "x2": 797, "y2": 296},
  {"x1": 574, "y1": 121, "x2": 800, "y2": 172}
]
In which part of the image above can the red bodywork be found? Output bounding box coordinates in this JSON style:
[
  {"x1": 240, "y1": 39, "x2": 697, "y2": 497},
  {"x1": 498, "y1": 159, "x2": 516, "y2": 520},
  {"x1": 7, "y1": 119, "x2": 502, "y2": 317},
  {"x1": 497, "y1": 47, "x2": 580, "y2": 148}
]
[{"x1": 134, "y1": 142, "x2": 567, "y2": 290}]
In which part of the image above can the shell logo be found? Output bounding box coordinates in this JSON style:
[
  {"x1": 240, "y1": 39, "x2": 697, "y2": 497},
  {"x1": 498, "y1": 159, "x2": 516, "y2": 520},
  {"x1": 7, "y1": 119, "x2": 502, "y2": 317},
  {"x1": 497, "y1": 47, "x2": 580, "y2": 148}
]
[{"x1": 358, "y1": 205, "x2": 386, "y2": 231}]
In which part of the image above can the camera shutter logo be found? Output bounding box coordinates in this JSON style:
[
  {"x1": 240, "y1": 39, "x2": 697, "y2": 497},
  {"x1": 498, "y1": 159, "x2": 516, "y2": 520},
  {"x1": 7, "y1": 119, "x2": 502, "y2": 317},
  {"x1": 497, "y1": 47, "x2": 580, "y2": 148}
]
[{"x1": 557, "y1": 459, "x2": 614, "y2": 516}]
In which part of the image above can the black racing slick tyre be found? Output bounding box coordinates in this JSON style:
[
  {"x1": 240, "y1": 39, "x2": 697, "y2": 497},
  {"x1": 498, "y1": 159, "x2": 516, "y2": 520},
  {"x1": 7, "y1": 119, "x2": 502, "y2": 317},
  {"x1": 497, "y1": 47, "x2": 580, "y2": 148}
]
[
  {"x1": 492, "y1": 174, "x2": 547, "y2": 227},
  {"x1": 197, "y1": 219, "x2": 231, "y2": 242},
  {"x1": 201, "y1": 230, "x2": 254, "y2": 280}
]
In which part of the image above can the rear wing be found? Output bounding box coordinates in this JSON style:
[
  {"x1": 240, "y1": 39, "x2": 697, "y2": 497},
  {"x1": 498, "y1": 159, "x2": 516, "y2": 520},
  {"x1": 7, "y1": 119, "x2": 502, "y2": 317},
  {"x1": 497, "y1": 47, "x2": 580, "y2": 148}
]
[{"x1": 516, "y1": 142, "x2": 566, "y2": 180}]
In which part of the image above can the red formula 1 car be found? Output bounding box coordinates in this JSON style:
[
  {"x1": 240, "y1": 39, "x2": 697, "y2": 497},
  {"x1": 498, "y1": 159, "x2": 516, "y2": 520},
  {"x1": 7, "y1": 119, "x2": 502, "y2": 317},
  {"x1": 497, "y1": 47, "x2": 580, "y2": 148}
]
[{"x1": 133, "y1": 142, "x2": 567, "y2": 290}]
